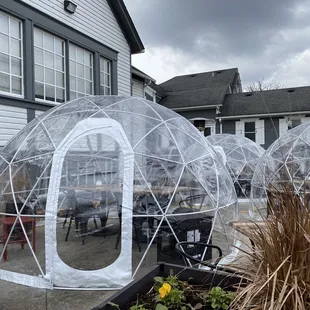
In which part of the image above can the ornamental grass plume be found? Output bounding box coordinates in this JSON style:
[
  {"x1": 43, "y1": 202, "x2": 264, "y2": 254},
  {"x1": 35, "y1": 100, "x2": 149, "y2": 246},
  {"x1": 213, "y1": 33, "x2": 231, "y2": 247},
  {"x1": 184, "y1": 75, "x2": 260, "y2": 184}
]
[{"x1": 231, "y1": 183, "x2": 310, "y2": 310}]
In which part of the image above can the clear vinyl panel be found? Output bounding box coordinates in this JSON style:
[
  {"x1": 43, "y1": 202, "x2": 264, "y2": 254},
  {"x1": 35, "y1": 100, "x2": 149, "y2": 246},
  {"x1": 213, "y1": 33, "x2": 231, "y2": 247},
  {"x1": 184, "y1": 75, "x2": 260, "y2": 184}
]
[
  {"x1": 206, "y1": 134, "x2": 264, "y2": 201},
  {"x1": 251, "y1": 123, "x2": 310, "y2": 219},
  {"x1": 0, "y1": 95, "x2": 238, "y2": 289},
  {"x1": 0, "y1": 157, "x2": 47, "y2": 277},
  {"x1": 56, "y1": 133, "x2": 123, "y2": 271}
]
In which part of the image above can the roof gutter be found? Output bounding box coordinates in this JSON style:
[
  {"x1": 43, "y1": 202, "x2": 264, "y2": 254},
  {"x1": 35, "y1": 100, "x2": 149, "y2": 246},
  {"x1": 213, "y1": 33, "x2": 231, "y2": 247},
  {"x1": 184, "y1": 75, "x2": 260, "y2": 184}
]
[
  {"x1": 132, "y1": 68, "x2": 156, "y2": 83},
  {"x1": 216, "y1": 110, "x2": 310, "y2": 120},
  {"x1": 107, "y1": 0, "x2": 145, "y2": 54},
  {"x1": 171, "y1": 104, "x2": 222, "y2": 111}
]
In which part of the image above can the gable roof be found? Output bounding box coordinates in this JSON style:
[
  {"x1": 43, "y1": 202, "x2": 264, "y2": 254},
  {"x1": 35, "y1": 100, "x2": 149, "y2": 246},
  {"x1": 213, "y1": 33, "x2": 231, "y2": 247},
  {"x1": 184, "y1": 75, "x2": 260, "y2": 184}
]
[
  {"x1": 158, "y1": 68, "x2": 239, "y2": 109},
  {"x1": 220, "y1": 86, "x2": 310, "y2": 118},
  {"x1": 132, "y1": 66, "x2": 155, "y2": 82},
  {"x1": 107, "y1": 0, "x2": 144, "y2": 54},
  {"x1": 149, "y1": 82, "x2": 166, "y2": 97}
]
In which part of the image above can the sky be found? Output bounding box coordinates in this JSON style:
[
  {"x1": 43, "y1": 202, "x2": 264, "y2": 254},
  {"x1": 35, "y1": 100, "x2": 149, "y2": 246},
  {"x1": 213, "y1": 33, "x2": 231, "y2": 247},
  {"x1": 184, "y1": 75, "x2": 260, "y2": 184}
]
[{"x1": 124, "y1": 0, "x2": 310, "y2": 89}]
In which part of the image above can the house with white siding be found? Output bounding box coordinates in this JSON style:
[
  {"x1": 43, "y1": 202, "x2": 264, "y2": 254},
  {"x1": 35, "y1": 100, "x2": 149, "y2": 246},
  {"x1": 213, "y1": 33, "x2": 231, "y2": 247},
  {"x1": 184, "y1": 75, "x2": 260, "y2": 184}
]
[{"x1": 0, "y1": 0, "x2": 144, "y2": 148}]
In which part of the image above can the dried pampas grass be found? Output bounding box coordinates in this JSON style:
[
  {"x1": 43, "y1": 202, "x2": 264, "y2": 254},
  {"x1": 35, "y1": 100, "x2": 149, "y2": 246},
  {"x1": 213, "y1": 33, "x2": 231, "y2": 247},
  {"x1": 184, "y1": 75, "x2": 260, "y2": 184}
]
[{"x1": 231, "y1": 184, "x2": 310, "y2": 310}]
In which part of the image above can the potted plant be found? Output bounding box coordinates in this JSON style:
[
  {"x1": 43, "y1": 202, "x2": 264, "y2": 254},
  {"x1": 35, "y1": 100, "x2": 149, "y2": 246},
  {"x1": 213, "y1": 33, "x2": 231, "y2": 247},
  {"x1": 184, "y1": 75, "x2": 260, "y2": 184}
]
[
  {"x1": 92, "y1": 263, "x2": 245, "y2": 310},
  {"x1": 231, "y1": 185, "x2": 310, "y2": 309}
]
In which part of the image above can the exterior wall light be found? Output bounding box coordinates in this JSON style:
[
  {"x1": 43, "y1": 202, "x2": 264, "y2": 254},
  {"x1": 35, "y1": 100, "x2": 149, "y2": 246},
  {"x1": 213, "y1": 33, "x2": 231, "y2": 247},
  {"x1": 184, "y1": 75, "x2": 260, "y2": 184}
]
[{"x1": 64, "y1": 1, "x2": 77, "y2": 14}]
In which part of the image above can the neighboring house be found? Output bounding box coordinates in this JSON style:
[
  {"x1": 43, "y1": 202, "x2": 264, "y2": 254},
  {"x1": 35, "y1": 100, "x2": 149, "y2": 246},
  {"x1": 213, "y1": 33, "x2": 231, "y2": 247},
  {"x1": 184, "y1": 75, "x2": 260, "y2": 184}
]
[
  {"x1": 219, "y1": 87, "x2": 310, "y2": 149},
  {"x1": 134, "y1": 67, "x2": 310, "y2": 149},
  {"x1": 158, "y1": 68, "x2": 242, "y2": 137},
  {"x1": 0, "y1": 0, "x2": 144, "y2": 148},
  {"x1": 131, "y1": 66, "x2": 156, "y2": 102}
]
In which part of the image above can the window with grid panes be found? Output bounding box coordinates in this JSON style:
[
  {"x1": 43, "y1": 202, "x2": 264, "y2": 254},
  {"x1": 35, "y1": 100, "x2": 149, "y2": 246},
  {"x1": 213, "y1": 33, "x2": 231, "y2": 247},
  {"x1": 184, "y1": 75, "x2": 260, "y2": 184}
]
[
  {"x1": 100, "y1": 57, "x2": 111, "y2": 95},
  {"x1": 244, "y1": 121, "x2": 256, "y2": 142},
  {"x1": 34, "y1": 28, "x2": 66, "y2": 103},
  {"x1": 0, "y1": 11, "x2": 23, "y2": 96},
  {"x1": 69, "y1": 44, "x2": 93, "y2": 99}
]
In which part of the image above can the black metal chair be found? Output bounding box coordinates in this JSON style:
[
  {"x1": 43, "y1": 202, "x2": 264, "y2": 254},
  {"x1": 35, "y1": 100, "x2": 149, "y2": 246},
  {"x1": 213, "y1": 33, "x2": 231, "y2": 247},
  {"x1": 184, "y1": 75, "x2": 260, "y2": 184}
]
[
  {"x1": 175, "y1": 241, "x2": 244, "y2": 275},
  {"x1": 115, "y1": 205, "x2": 143, "y2": 252},
  {"x1": 175, "y1": 241, "x2": 222, "y2": 268},
  {"x1": 63, "y1": 189, "x2": 110, "y2": 245},
  {"x1": 179, "y1": 194, "x2": 207, "y2": 210},
  {"x1": 156, "y1": 207, "x2": 213, "y2": 265},
  {"x1": 115, "y1": 195, "x2": 170, "y2": 251}
]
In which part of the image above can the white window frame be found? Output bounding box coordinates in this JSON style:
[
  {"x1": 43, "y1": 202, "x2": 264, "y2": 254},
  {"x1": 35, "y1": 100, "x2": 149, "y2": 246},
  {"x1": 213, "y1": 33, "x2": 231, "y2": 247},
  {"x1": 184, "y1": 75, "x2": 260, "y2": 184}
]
[
  {"x1": 144, "y1": 86, "x2": 156, "y2": 102},
  {"x1": 279, "y1": 116, "x2": 309, "y2": 137},
  {"x1": 236, "y1": 118, "x2": 265, "y2": 145},
  {"x1": 189, "y1": 118, "x2": 215, "y2": 136},
  {"x1": 69, "y1": 44, "x2": 94, "y2": 99},
  {"x1": 99, "y1": 56, "x2": 111, "y2": 95},
  {"x1": 34, "y1": 28, "x2": 66, "y2": 104},
  {"x1": 0, "y1": 11, "x2": 23, "y2": 98}
]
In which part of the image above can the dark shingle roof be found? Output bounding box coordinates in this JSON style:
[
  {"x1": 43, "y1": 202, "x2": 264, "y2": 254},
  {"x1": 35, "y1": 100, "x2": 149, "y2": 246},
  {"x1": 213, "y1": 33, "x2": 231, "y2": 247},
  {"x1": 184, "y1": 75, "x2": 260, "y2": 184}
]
[
  {"x1": 160, "y1": 86, "x2": 229, "y2": 109},
  {"x1": 220, "y1": 86, "x2": 310, "y2": 118},
  {"x1": 149, "y1": 82, "x2": 166, "y2": 97},
  {"x1": 158, "y1": 68, "x2": 238, "y2": 109}
]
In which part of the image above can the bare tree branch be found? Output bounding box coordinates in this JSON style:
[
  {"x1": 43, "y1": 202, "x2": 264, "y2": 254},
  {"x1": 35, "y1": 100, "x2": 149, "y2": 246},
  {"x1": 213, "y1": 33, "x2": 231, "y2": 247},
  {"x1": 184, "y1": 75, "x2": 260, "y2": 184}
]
[{"x1": 244, "y1": 78, "x2": 283, "y2": 92}]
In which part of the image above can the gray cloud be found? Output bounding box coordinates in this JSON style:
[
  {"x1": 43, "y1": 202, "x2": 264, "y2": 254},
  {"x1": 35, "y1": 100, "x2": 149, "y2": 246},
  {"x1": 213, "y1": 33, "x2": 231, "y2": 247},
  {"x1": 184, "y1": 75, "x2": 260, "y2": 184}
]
[{"x1": 124, "y1": 0, "x2": 310, "y2": 87}]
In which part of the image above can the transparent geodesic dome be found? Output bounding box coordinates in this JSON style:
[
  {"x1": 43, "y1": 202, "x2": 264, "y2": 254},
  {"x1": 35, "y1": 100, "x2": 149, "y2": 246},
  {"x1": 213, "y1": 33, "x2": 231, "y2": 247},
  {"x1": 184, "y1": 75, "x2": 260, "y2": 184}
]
[
  {"x1": 206, "y1": 134, "x2": 264, "y2": 199},
  {"x1": 251, "y1": 122, "x2": 310, "y2": 218},
  {"x1": 0, "y1": 96, "x2": 237, "y2": 289}
]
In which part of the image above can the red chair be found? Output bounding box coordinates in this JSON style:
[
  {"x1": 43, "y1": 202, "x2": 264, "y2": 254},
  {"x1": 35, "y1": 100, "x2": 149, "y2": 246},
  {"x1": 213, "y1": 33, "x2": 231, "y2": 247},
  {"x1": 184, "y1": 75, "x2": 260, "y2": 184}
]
[{"x1": 0, "y1": 216, "x2": 36, "y2": 261}]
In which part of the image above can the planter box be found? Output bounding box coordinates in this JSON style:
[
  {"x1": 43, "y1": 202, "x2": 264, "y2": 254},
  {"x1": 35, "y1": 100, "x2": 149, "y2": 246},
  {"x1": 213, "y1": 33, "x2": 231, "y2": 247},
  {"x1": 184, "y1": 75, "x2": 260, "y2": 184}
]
[{"x1": 92, "y1": 263, "x2": 245, "y2": 310}]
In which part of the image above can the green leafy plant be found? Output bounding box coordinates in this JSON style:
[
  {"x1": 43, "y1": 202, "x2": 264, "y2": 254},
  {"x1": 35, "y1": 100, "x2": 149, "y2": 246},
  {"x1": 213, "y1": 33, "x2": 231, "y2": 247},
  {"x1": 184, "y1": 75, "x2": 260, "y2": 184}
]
[
  {"x1": 130, "y1": 302, "x2": 149, "y2": 310},
  {"x1": 123, "y1": 273, "x2": 236, "y2": 309},
  {"x1": 203, "y1": 286, "x2": 235, "y2": 310},
  {"x1": 154, "y1": 276, "x2": 185, "y2": 309}
]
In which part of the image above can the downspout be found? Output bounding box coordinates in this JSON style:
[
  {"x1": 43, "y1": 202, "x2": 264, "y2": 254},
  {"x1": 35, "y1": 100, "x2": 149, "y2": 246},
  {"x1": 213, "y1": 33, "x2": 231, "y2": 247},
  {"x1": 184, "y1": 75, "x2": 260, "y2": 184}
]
[
  {"x1": 219, "y1": 118, "x2": 222, "y2": 134},
  {"x1": 143, "y1": 79, "x2": 152, "y2": 98}
]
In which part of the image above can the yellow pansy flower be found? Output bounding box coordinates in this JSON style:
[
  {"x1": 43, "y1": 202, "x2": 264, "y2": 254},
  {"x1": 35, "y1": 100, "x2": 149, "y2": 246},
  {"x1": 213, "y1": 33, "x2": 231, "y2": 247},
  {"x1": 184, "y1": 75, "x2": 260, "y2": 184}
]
[
  {"x1": 162, "y1": 283, "x2": 171, "y2": 293},
  {"x1": 159, "y1": 282, "x2": 171, "y2": 298}
]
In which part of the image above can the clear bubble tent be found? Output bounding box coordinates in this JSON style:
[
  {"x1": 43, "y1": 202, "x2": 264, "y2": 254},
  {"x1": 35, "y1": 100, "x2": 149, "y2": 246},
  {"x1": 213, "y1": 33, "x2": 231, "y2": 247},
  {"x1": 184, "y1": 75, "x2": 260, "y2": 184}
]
[
  {"x1": 0, "y1": 96, "x2": 238, "y2": 289},
  {"x1": 251, "y1": 122, "x2": 310, "y2": 217},
  {"x1": 206, "y1": 134, "x2": 264, "y2": 199}
]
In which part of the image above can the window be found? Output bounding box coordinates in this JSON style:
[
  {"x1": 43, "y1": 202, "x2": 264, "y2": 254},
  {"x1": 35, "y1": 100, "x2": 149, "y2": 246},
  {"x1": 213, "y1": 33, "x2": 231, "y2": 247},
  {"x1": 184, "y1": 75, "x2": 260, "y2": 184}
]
[
  {"x1": 145, "y1": 92, "x2": 153, "y2": 101},
  {"x1": 0, "y1": 11, "x2": 23, "y2": 96},
  {"x1": 192, "y1": 119, "x2": 215, "y2": 136},
  {"x1": 193, "y1": 119, "x2": 205, "y2": 133},
  {"x1": 288, "y1": 118, "x2": 301, "y2": 130},
  {"x1": 34, "y1": 28, "x2": 66, "y2": 103},
  {"x1": 100, "y1": 57, "x2": 111, "y2": 95},
  {"x1": 244, "y1": 121, "x2": 256, "y2": 142},
  {"x1": 280, "y1": 117, "x2": 308, "y2": 137},
  {"x1": 236, "y1": 119, "x2": 265, "y2": 145},
  {"x1": 69, "y1": 44, "x2": 93, "y2": 99},
  {"x1": 204, "y1": 128, "x2": 211, "y2": 136}
]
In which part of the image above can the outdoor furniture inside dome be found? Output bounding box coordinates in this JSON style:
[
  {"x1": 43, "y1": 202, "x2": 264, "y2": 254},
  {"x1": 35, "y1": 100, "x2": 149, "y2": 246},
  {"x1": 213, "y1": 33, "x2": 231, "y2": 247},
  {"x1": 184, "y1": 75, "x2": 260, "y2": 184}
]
[
  {"x1": 0, "y1": 96, "x2": 238, "y2": 289},
  {"x1": 207, "y1": 134, "x2": 264, "y2": 200},
  {"x1": 251, "y1": 122, "x2": 310, "y2": 219}
]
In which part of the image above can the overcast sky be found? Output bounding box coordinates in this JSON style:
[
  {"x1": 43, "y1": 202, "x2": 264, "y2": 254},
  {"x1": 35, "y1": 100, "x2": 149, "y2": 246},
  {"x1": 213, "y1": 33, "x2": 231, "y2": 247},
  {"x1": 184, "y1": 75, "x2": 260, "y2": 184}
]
[{"x1": 124, "y1": 0, "x2": 310, "y2": 88}]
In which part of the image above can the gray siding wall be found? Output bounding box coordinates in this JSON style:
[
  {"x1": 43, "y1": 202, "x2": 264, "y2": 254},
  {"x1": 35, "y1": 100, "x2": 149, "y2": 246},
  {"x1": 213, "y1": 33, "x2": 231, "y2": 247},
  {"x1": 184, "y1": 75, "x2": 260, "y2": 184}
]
[
  {"x1": 0, "y1": 104, "x2": 27, "y2": 148},
  {"x1": 221, "y1": 120, "x2": 236, "y2": 134},
  {"x1": 264, "y1": 117, "x2": 279, "y2": 149},
  {"x1": 132, "y1": 78, "x2": 144, "y2": 97},
  {"x1": 176, "y1": 109, "x2": 217, "y2": 120},
  {"x1": 21, "y1": 0, "x2": 131, "y2": 95}
]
